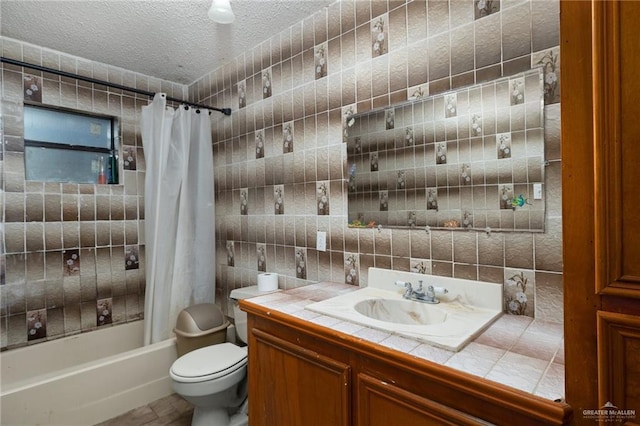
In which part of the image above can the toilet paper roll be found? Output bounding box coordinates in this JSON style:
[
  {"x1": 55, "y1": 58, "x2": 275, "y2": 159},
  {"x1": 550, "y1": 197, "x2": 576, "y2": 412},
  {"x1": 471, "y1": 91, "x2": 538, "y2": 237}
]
[{"x1": 257, "y1": 273, "x2": 278, "y2": 292}]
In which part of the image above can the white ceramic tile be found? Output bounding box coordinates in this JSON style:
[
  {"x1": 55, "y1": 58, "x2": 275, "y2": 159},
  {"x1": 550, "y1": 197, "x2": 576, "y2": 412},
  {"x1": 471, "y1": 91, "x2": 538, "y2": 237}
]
[
  {"x1": 289, "y1": 308, "x2": 322, "y2": 320},
  {"x1": 308, "y1": 314, "x2": 343, "y2": 328},
  {"x1": 445, "y1": 342, "x2": 505, "y2": 377},
  {"x1": 490, "y1": 312, "x2": 534, "y2": 331},
  {"x1": 287, "y1": 298, "x2": 316, "y2": 311},
  {"x1": 553, "y1": 339, "x2": 564, "y2": 365},
  {"x1": 288, "y1": 282, "x2": 357, "y2": 301},
  {"x1": 534, "y1": 362, "x2": 565, "y2": 401},
  {"x1": 510, "y1": 327, "x2": 562, "y2": 361},
  {"x1": 352, "y1": 326, "x2": 392, "y2": 343},
  {"x1": 409, "y1": 343, "x2": 455, "y2": 365},
  {"x1": 380, "y1": 334, "x2": 421, "y2": 353},
  {"x1": 485, "y1": 352, "x2": 549, "y2": 393},
  {"x1": 526, "y1": 319, "x2": 564, "y2": 339},
  {"x1": 331, "y1": 320, "x2": 365, "y2": 335},
  {"x1": 256, "y1": 295, "x2": 304, "y2": 312},
  {"x1": 475, "y1": 314, "x2": 532, "y2": 349},
  {"x1": 251, "y1": 292, "x2": 293, "y2": 304}
]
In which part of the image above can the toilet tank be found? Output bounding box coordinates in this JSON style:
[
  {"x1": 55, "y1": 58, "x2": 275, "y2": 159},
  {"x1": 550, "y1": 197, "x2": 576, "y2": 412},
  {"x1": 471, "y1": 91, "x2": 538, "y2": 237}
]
[
  {"x1": 173, "y1": 303, "x2": 230, "y2": 357},
  {"x1": 229, "y1": 285, "x2": 279, "y2": 344}
]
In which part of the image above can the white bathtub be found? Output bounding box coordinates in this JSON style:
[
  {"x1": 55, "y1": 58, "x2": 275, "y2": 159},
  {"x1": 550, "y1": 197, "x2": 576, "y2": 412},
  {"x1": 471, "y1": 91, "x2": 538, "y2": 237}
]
[{"x1": 1, "y1": 321, "x2": 178, "y2": 426}]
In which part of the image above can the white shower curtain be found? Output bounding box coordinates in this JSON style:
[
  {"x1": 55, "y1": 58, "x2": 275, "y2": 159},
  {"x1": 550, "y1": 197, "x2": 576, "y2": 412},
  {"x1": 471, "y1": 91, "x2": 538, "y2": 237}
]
[{"x1": 141, "y1": 93, "x2": 216, "y2": 345}]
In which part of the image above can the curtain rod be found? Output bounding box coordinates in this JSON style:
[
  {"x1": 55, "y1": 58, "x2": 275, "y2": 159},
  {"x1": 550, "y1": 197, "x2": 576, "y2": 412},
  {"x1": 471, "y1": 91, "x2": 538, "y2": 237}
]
[{"x1": 1, "y1": 56, "x2": 232, "y2": 116}]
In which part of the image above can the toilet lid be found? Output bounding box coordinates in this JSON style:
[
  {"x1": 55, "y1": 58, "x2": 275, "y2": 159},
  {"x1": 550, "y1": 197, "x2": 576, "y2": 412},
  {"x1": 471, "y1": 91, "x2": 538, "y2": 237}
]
[{"x1": 171, "y1": 343, "x2": 247, "y2": 383}]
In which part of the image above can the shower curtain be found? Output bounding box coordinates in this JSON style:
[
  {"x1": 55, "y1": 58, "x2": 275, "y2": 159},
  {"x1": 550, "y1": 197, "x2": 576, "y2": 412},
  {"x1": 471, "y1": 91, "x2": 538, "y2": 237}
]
[{"x1": 141, "y1": 93, "x2": 216, "y2": 345}]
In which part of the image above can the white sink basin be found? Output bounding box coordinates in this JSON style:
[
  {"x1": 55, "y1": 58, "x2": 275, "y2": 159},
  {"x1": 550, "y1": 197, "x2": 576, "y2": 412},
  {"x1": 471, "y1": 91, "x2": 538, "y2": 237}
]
[
  {"x1": 305, "y1": 268, "x2": 503, "y2": 352},
  {"x1": 354, "y1": 298, "x2": 448, "y2": 325}
]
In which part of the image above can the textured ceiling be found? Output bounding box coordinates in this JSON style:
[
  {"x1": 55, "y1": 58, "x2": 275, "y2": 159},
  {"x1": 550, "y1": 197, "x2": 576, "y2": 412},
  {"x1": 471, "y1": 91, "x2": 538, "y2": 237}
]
[{"x1": 1, "y1": 0, "x2": 334, "y2": 85}]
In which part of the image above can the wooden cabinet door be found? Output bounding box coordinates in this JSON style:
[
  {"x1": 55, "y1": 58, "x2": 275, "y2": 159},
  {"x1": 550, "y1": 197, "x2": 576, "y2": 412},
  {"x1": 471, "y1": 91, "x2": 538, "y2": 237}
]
[
  {"x1": 593, "y1": 0, "x2": 640, "y2": 299},
  {"x1": 597, "y1": 311, "x2": 640, "y2": 418},
  {"x1": 248, "y1": 328, "x2": 351, "y2": 426},
  {"x1": 593, "y1": 0, "x2": 640, "y2": 416},
  {"x1": 563, "y1": 0, "x2": 640, "y2": 422},
  {"x1": 356, "y1": 373, "x2": 489, "y2": 426}
]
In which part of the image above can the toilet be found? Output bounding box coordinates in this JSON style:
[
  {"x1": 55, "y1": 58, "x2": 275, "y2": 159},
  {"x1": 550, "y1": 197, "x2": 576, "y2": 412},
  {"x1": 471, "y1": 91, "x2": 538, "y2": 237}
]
[{"x1": 169, "y1": 286, "x2": 274, "y2": 426}]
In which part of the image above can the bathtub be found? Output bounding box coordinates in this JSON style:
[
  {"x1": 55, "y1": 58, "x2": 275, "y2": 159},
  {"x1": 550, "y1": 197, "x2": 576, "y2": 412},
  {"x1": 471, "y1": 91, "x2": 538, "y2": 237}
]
[{"x1": 1, "y1": 321, "x2": 178, "y2": 426}]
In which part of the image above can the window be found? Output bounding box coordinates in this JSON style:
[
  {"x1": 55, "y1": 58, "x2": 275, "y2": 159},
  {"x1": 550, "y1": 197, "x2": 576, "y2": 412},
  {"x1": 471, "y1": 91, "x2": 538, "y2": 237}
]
[{"x1": 23, "y1": 104, "x2": 119, "y2": 184}]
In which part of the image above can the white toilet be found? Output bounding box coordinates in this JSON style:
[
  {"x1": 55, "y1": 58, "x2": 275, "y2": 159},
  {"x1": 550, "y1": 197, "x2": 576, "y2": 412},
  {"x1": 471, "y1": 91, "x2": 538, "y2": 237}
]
[{"x1": 169, "y1": 286, "x2": 273, "y2": 426}]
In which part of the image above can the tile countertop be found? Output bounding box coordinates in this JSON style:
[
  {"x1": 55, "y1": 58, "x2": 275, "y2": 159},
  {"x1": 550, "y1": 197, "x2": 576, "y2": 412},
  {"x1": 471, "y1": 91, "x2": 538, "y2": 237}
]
[{"x1": 243, "y1": 281, "x2": 565, "y2": 402}]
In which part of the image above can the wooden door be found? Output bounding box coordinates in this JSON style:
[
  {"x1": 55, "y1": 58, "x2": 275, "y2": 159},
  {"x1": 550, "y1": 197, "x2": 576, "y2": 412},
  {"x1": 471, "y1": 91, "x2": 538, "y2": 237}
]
[
  {"x1": 592, "y1": 0, "x2": 640, "y2": 418},
  {"x1": 562, "y1": 0, "x2": 640, "y2": 423},
  {"x1": 247, "y1": 328, "x2": 351, "y2": 426}
]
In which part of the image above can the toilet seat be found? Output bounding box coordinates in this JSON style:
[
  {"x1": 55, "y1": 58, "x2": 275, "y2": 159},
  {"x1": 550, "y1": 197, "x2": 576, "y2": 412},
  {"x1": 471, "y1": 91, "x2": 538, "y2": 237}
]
[{"x1": 170, "y1": 343, "x2": 247, "y2": 383}]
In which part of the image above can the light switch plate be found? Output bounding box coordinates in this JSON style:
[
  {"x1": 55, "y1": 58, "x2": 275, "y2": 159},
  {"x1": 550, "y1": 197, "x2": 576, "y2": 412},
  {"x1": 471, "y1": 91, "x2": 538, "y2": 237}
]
[
  {"x1": 316, "y1": 231, "x2": 327, "y2": 252},
  {"x1": 533, "y1": 183, "x2": 543, "y2": 200}
]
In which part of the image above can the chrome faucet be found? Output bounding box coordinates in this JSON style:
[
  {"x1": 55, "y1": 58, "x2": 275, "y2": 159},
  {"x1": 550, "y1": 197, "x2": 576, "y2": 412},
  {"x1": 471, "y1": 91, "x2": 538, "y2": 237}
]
[{"x1": 395, "y1": 280, "x2": 448, "y2": 304}]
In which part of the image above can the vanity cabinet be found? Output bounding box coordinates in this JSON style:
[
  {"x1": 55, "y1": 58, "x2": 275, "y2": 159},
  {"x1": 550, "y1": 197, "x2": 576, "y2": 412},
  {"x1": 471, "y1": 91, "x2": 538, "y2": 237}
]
[
  {"x1": 242, "y1": 302, "x2": 572, "y2": 426},
  {"x1": 249, "y1": 328, "x2": 351, "y2": 426}
]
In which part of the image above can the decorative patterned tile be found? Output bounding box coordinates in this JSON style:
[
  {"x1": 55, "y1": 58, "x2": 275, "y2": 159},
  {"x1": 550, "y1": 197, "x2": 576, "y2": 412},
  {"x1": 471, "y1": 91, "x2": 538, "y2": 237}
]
[
  {"x1": 503, "y1": 268, "x2": 535, "y2": 317},
  {"x1": 475, "y1": 0, "x2": 500, "y2": 20},
  {"x1": 371, "y1": 14, "x2": 388, "y2": 57}
]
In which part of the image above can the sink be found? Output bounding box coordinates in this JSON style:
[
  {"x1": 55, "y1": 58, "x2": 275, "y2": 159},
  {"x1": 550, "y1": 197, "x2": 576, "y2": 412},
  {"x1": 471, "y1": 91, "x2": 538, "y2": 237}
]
[
  {"x1": 305, "y1": 267, "x2": 503, "y2": 352},
  {"x1": 354, "y1": 299, "x2": 447, "y2": 325}
]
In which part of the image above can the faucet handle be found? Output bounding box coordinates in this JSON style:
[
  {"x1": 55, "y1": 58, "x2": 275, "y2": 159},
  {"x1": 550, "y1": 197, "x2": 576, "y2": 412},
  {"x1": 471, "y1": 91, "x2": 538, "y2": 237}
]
[
  {"x1": 395, "y1": 280, "x2": 412, "y2": 289},
  {"x1": 425, "y1": 285, "x2": 435, "y2": 298},
  {"x1": 395, "y1": 281, "x2": 414, "y2": 298}
]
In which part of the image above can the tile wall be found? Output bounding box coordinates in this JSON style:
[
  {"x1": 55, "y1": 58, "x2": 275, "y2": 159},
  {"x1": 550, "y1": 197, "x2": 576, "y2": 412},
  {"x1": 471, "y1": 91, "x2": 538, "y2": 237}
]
[
  {"x1": 0, "y1": 36, "x2": 185, "y2": 350},
  {"x1": 189, "y1": 0, "x2": 563, "y2": 323},
  {"x1": 0, "y1": 0, "x2": 564, "y2": 351}
]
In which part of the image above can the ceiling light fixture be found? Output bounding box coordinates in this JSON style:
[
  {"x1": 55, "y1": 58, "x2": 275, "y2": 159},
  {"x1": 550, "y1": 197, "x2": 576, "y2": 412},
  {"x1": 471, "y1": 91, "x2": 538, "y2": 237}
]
[{"x1": 208, "y1": 0, "x2": 235, "y2": 24}]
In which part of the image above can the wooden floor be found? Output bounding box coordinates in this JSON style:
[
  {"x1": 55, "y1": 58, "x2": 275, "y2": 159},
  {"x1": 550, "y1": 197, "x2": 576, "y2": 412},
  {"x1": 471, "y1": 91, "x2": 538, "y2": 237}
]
[{"x1": 95, "y1": 394, "x2": 194, "y2": 426}]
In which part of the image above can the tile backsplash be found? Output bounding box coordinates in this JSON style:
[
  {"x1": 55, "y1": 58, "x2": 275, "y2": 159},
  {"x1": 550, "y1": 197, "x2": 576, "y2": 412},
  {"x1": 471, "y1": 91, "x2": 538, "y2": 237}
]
[{"x1": 1, "y1": 0, "x2": 563, "y2": 351}]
